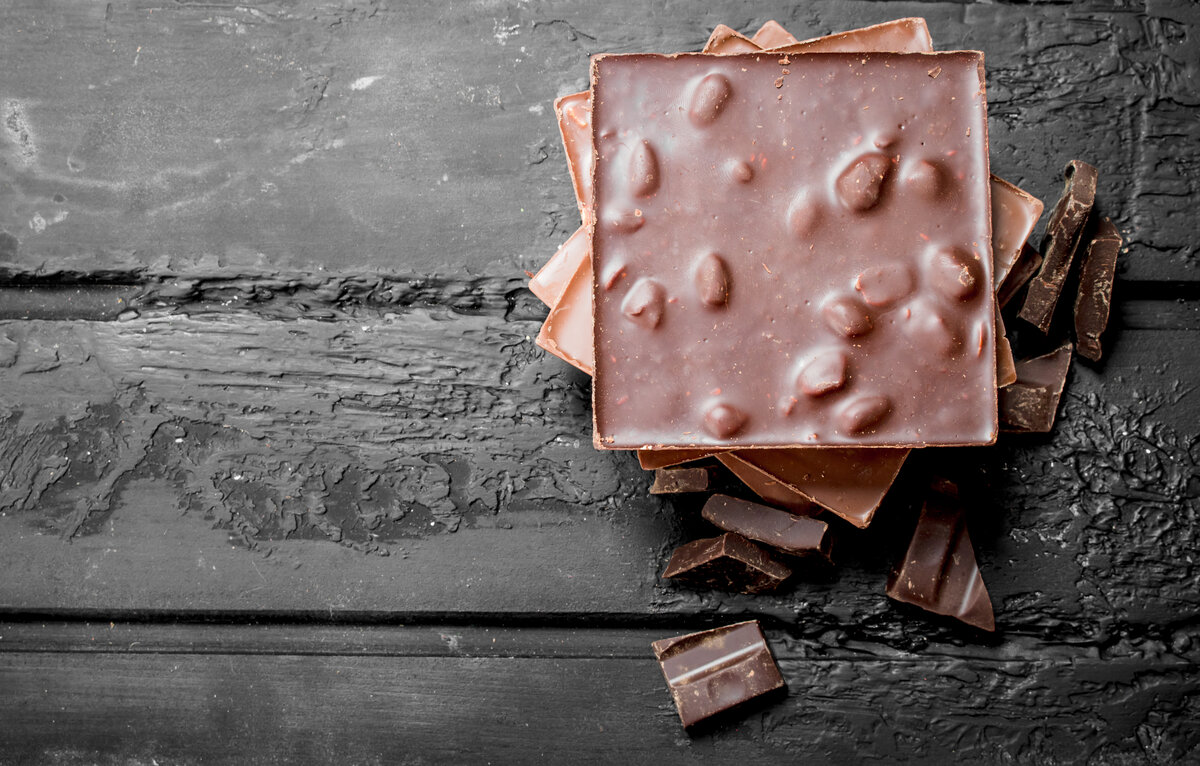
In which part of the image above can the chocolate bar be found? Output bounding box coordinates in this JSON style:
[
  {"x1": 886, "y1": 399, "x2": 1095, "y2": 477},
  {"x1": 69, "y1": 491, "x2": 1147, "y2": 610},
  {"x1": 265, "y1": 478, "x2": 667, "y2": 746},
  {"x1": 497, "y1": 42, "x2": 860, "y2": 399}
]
[
  {"x1": 702, "y1": 494, "x2": 832, "y2": 562},
  {"x1": 591, "y1": 51, "x2": 995, "y2": 448},
  {"x1": 650, "y1": 466, "x2": 713, "y2": 494},
  {"x1": 1019, "y1": 160, "x2": 1098, "y2": 333},
  {"x1": 662, "y1": 532, "x2": 792, "y2": 594},
  {"x1": 999, "y1": 343, "x2": 1073, "y2": 433},
  {"x1": 886, "y1": 480, "x2": 994, "y2": 631},
  {"x1": 1074, "y1": 218, "x2": 1122, "y2": 361},
  {"x1": 997, "y1": 243, "x2": 1043, "y2": 308},
  {"x1": 535, "y1": 22, "x2": 1030, "y2": 526},
  {"x1": 652, "y1": 620, "x2": 785, "y2": 728}
]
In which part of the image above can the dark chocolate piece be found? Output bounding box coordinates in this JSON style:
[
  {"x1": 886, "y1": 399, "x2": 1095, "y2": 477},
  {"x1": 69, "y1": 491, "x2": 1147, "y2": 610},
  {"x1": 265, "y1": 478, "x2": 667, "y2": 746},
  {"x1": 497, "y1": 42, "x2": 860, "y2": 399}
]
[
  {"x1": 662, "y1": 532, "x2": 791, "y2": 594},
  {"x1": 719, "y1": 448, "x2": 908, "y2": 528},
  {"x1": 1074, "y1": 218, "x2": 1122, "y2": 361},
  {"x1": 997, "y1": 243, "x2": 1043, "y2": 309},
  {"x1": 999, "y1": 344, "x2": 1073, "y2": 432},
  {"x1": 716, "y1": 453, "x2": 821, "y2": 514},
  {"x1": 1018, "y1": 160, "x2": 1098, "y2": 333},
  {"x1": 886, "y1": 480, "x2": 994, "y2": 631},
  {"x1": 652, "y1": 620, "x2": 785, "y2": 728},
  {"x1": 702, "y1": 494, "x2": 832, "y2": 562},
  {"x1": 650, "y1": 466, "x2": 713, "y2": 494},
  {"x1": 591, "y1": 52, "x2": 995, "y2": 448}
]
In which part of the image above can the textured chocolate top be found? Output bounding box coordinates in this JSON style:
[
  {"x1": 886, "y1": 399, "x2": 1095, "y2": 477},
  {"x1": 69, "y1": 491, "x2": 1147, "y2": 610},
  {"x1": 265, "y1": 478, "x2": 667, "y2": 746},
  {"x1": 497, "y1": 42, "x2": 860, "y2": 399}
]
[{"x1": 590, "y1": 52, "x2": 995, "y2": 448}]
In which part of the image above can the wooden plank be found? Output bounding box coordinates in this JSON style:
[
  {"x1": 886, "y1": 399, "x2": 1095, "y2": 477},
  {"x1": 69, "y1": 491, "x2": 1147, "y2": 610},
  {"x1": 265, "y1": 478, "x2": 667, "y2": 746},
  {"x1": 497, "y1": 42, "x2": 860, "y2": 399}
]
[
  {"x1": 0, "y1": 308, "x2": 1196, "y2": 647},
  {"x1": 0, "y1": 1, "x2": 1194, "y2": 283},
  {"x1": 1, "y1": 625, "x2": 1196, "y2": 764}
]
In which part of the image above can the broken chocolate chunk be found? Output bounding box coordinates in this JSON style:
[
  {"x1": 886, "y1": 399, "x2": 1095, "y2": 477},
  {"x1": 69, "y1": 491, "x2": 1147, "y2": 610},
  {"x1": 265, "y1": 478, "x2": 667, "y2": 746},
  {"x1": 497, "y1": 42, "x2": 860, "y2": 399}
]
[
  {"x1": 652, "y1": 620, "x2": 785, "y2": 728},
  {"x1": 999, "y1": 343, "x2": 1073, "y2": 433},
  {"x1": 1074, "y1": 217, "x2": 1123, "y2": 362},
  {"x1": 998, "y1": 243, "x2": 1043, "y2": 309},
  {"x1": 650, "y1": 466, "x2": 713, "y2": 495},
  {"x1": 701, "y1": 494, "x2": 832, "y2": 563},
  {"x1": 1018, "y1": 160, "x2": 1098, "y2": 332},
  {"x1": 886, "y1": 480, "x2": 994, "y2": 631},
  {"x1": 662, "y1": 532, "x2": 791, "y2": 594}
]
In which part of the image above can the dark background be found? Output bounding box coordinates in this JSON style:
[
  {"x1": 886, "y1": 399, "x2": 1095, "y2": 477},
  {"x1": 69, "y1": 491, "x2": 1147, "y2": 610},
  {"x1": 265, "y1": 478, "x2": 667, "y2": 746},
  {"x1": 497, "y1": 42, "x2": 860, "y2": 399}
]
[{"x1": 1, "y1": 1, "x2": 1197, "y2": 763}]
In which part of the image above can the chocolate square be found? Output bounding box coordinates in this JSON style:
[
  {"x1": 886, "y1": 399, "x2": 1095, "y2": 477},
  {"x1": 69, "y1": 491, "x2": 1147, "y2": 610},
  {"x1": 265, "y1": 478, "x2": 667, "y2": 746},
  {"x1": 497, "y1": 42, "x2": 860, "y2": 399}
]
[
  {"x1": 590, "y1": 52, "x2": 995, "y2": 448},
  {"x1": 652, "y1": 620, "x2": 785, "y2": 728}
]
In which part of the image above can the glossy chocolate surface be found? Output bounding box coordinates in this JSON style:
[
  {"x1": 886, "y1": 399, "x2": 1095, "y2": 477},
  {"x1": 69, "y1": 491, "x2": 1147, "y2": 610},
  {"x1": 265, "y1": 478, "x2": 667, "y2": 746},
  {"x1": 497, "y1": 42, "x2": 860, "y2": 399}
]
[
  {"x1": 701, "y1": 494, "x2": 832, "y2": 561},
  {"x1": 886, "y1": 480, "x2": 994, "y2": 631},
  {"x1": 723, "y1": 447, "x2": 908, "y2": 527},
  {"x1": 652, "y1": 620, "x2": 785, "y2": 728},
  {"x1": 591, "y1": 52, "x2": 996, "y2": 448}
]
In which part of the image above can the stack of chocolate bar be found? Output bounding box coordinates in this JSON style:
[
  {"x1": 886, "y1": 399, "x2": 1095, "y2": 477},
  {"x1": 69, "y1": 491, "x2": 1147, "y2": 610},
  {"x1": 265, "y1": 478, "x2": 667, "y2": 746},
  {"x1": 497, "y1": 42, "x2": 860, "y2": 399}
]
[{"x1": 527, "y1": 17, "x2": 1121, "y2": 728}]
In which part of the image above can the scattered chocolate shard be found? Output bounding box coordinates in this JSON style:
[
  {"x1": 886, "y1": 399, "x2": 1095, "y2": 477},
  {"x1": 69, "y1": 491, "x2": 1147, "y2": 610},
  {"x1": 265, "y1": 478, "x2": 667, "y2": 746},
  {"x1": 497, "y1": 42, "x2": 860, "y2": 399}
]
[
  {"x1": 997, "y1": 243, "x2": 1043, "y2": 308},
  {"x1": 1019, "y1": 160, "x2": 1098, "y2": 333},
  {"x1": 650, "y1": 466, "x2": 713, "y2": 495},
  {"x1": 999, "y1": 343, "x2": 1073, "y2": 433},
  {"x1": 702, "y1": 494, "x2": 832, "y2": 563},
  {"x1": 886, "y1": 480, "x2": 994, "y2": 631},
  {"x1": 662, "y1": 532, "x2": 792, "y2": 594},
  {"x1": 1074, "y1": 217, "x2": 1123, "y2": 361},
  {"x1": 652, "y1": 620, "x2": 785, "y2": 728}
]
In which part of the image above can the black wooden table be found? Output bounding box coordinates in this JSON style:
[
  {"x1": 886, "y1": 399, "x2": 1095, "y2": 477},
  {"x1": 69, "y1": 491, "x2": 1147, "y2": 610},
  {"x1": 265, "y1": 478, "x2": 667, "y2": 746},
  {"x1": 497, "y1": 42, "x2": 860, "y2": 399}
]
[{"x1": 1, "y1": 1, "x2": 1197, "y2": 762}]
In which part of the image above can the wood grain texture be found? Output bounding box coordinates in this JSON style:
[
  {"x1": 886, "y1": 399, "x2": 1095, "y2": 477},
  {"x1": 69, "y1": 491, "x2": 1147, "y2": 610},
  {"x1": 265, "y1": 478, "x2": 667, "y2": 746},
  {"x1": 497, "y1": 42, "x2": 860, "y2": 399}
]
[
  {"x1": 1, "y1": 623, "x2": 1197, "y2": 765},
  {"x1": 1, "y1": 307, "x2": 1196, "y2": 655},
  {"x1": 0, "y1": 0, "x2": 1195, "y2": 284}
]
